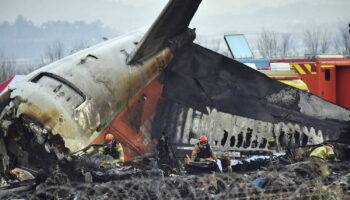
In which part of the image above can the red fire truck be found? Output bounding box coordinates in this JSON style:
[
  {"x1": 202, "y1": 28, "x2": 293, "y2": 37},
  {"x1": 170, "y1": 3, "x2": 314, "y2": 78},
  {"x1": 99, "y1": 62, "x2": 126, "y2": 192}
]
[{"x1": 272, "y1": 56, "x2": 350, "y2": 109}]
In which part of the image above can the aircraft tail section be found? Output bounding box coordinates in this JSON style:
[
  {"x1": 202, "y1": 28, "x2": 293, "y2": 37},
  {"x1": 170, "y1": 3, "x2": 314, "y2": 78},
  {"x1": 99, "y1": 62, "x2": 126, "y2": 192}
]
[{"x1": 127, "y1": 0, "x2": 201, "y2": 64}]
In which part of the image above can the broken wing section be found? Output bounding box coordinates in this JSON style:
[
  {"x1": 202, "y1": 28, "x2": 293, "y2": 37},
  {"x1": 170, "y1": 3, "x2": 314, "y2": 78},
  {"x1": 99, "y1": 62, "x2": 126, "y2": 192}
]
[
  {"x1": 162, "y1": 44, "x2": 350, "y2": 144},
  {"x1": 127, "y1": 0, "x2": 201, "y2": 64}
]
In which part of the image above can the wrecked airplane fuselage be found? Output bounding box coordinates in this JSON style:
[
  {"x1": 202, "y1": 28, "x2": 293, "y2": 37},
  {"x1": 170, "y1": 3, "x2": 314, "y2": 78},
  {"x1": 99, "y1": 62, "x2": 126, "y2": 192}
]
[
  {"x1": 0, "y1": 0, "x2": 350, "y2": 177},
  {"x1": 0, "y1": 0, "x2": 200, "y2": 173},
  {"x1": 0, "y1": 34, "x2": 174, "y2": 171},
  {"x1": 156, "y1": 44, "x2": 350, "y2": 154},
  {"x1": 12, "y1": 34, "x2": 172, "y2": 152}
]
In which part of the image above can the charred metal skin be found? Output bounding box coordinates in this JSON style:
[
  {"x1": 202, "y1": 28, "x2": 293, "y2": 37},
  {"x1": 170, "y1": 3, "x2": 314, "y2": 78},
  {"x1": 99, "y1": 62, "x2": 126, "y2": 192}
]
[
  {"x1": 0, "y1": 35, "x2": 173, "y2": 154},
  {"x1": 153, "y1": 101, "x2": 343, "y2": 155},
  {"x1": 0, "y1": 0, "x2": 199, "y2": 173},
  {"x1": 1, "y1": 0, "x2": 350, "y2": 176},
  {"x1": 156, "y1": 44, "x2": 350, "y2": 154}
]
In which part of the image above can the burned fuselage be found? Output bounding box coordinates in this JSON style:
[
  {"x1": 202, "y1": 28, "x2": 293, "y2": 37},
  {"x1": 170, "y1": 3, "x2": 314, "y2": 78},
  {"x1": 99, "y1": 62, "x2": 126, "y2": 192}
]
[
  {"x1": 0, "y1": 33, "x2": 174, "y2": 171},
  {"x1": 1, "y1": 0, "x2": 350, "y2": 176}
]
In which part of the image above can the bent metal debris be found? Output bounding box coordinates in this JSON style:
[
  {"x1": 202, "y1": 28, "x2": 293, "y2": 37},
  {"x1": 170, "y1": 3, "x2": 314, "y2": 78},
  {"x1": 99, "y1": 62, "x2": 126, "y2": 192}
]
[{"x1": 1, "y1": 0, "x2": 350, "y2": 199}]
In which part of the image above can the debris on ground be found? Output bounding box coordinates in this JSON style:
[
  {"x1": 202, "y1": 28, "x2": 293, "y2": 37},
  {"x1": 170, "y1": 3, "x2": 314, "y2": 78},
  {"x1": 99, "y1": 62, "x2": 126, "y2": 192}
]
[
  {"x1": 1, "y1": 153, "x2": 350, "y2": 199},
  {"x1": 0, "y1": 0, "x2": 350, "y2": 199}
]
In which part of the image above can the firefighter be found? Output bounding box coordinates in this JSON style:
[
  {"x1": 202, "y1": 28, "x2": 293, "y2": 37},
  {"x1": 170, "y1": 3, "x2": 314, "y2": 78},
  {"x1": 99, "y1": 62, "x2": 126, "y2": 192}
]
[
  {"x1": 220, "y1": 157, "x2": 232, "y2": 173},
  {"x1": 99, "y1": 133, "x2": 124, "y2": 165},
  {"x1": 309, "y1": 143, "x2": 335, "y2": 176},
  {"x1": 191, "y1": 136, "x2": 217, "y2": 162},
  {"x1": 190, "y1": 136, "x2": 222, "y2": 173}
]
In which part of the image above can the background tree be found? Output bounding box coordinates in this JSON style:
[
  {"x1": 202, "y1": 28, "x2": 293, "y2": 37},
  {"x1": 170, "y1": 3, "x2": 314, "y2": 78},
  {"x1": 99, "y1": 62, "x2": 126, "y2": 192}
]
[
  {"x1": 0, "y1": 50, "x2": 41, "y2": 83},
  {"x1": 279, "y1": 33, "x2": 292, "y2": 58},
  {"x1": 196, "y1": 36, "x2": 220, "y2": 52},
  {"x1": 43, "y1": 41, "x2": 64, "y2": 64},
  {"x1": 303, "y1": 29, "x2": 320, "y2": 56},
  {"x1": 303, "y1": 29, "x2": 333, "y2": 55},
  {"x1": 256, "y1": 29, "x2": 278, "y2": 58},
  {"x1": 0, "y1": 52, "x2": 16, "y2": 82},
  {"x1": 195, "y1": 36, "x2": 231, "y2": 57},
  {"x1": 320, "y1": 31, "x2": 331, "y2": 54},
  {"x1": 70, "y1": 42, "x2": 88, "y2": 54},
  {"x1": 335, "y1": 25, "x2": 350, "y2": 56}
]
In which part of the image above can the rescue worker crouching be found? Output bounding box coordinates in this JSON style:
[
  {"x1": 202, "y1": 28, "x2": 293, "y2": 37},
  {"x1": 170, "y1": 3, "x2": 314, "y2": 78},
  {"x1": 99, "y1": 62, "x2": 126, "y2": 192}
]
[
  {"x1": 98, "y1": 133, "x2": 124, "y2": 167},
  {"x1": 309, "y1": 143, "x2": 336, "y2": 177},
  {"x1": 191, "y1": 136, "x2": 221, "y2": 172},
  {"x1": 191, "y1": 136, "x2": 217, "y2": 162}
]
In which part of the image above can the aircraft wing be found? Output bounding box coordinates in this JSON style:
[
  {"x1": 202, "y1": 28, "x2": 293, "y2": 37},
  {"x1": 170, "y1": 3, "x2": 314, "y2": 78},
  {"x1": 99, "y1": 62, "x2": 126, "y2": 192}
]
[
  {"x1": 127, "y1": 0, "x2": 201, "y2": 64},
  {"x1": 162, "y1": 43, "x2": 350, "y2": 143}
]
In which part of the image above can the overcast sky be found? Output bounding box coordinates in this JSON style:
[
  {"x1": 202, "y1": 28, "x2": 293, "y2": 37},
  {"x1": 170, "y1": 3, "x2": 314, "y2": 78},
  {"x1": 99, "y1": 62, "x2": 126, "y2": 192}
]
[
  {"x1": 0, "y1": 0, "x2": 350, "y2": 35},
  {"x1": 1, "y1": 0, "x2": 349, "y2": 36}
]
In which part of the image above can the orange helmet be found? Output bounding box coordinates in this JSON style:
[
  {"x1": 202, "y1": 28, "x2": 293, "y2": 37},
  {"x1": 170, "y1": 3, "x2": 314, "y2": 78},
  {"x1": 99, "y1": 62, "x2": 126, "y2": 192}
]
[
  {"x1": 199, "y1": 136, "x2": 208, "y2": 143},
  {"x1": 105, "y1": 133, "x2": 114, "y2": 143}
]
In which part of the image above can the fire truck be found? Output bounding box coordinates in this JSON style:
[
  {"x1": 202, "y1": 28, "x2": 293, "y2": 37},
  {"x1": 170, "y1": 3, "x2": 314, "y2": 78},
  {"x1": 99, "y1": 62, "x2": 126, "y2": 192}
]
[
  {"x1": 225, "y1": 35, "x2": 350, "y2": 109},
  {"x1": 272, "y1": 56, "x2": 350, "y2": 109}
]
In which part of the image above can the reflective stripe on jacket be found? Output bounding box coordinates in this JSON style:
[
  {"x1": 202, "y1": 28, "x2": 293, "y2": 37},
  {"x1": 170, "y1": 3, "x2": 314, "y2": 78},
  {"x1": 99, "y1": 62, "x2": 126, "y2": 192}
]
[
  {"x1": 98, "y1": 143, "x2": 124, "y2": 163},
  {"x1": 310, "y1": 146, "x2": 334, "y2": 161},
  {"x1": 114, "y1": 145, "x2": 124, "y2": 163}
]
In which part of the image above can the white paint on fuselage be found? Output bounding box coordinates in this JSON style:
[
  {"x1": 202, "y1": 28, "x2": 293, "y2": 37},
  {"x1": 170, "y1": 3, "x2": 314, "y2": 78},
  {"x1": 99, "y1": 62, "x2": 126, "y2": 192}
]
[{"x1": 6, "y1": 31, "x2": 174, "y2": 152}]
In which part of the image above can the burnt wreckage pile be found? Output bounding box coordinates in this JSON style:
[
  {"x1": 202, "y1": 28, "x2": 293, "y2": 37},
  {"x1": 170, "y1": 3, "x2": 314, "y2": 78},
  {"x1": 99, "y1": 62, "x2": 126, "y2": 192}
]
[
  {"x1": 1, "y1": 0, "x2": 350, "y2": 199},
  {"x1": 1, "y1": 130, "x2": 350, "y2": 200},
  {"x1": 1, "y1": 92, "x2": 350, "y2": 199},
  {"x1": 2, "y1": 155, "x2": 350, "y2": 199},
  {"x1": 0, "y1": 101, "x2": 349, "y2": 199}
]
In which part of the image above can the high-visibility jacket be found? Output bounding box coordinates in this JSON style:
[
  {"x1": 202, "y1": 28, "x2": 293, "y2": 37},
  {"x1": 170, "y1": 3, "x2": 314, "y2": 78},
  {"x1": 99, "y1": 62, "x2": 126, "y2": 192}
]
[
  {"x1": 98, "y1": 142, "x2": 124, "y2": 163},
  {"x1": 114, "y1": 144, "x2": 124, "y2": 163},
  {"x1": 310, "y1": 145, "x2": 335, "y2": 161}
]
